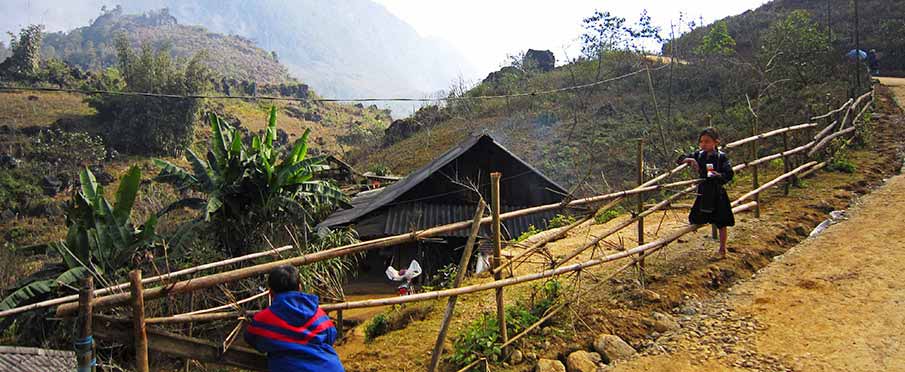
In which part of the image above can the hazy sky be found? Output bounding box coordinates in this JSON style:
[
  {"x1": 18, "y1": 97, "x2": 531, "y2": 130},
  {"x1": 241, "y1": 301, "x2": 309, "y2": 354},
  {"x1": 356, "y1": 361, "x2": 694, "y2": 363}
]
[{"x1": 374, "y1": 0, "x2": 770, "y2": 77}]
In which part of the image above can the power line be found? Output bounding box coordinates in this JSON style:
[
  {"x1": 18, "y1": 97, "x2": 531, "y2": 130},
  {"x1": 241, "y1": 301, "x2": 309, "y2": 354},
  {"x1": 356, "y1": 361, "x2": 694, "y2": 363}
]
[{"x1": 0, "y1": 64, "x2": 668, "y2": 103}]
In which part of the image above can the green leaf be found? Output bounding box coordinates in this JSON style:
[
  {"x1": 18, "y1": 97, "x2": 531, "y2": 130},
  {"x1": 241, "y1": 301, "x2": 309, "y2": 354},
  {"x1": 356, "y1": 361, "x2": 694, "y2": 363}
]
[
  {"x1": 187, "y1": 149, "x2": 213, "y2": 191},
  {"x1": 205, "y1": 194, "x2": 223, "y2": 221},
  {"x1": 210, "y1": 113, "x2": 229, "y2": 166},
  {"x1": 274, "y1": 156, "x2": 324, "y2": 190},
  {"x1": 265, "y1": 105, "x2": 277, "y2": 148},
  {"x1": 157, "y1": 198, "x2": 207, "y2": 217},
  {"x1": 153, "y1": 158, "x2": 199, "y2": 190},
  {"x1": 79, "y1": 167, "x2": 99, "y2": 205},
  {"x1": 287, "y1": 128, "x2": 311, "y2": 165},
  {"x1": 113, "y1": 165, "x2": 141, "y2": 222},
  {"x1": 0, "y1": 267, "x2": 88, "y2": 315}
]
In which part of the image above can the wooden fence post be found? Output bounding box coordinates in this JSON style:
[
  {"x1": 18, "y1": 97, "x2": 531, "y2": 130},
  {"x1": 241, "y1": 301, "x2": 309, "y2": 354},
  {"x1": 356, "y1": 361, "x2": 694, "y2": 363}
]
[
  {"x1": 490, "y1": 172, "x2": 508, "y2": 351},
  {"x1": 76, "y1": 276, "x2": 95, "y2": 372},
  {"x1": 336, "y1": 310, "x2": 343, "y2": 341},
  {"x1": 428, "y1": 201, "x2": 486, "y2": 372},
  {"x1": 130, "y1": 270, "x2": 150, "y2": 372},
  {"x1": 636, "y1": 139, "x2": 646, "y2": 273},
  {"x1": 783, "y1": 130, "x2": 792, "y2": 195},
  {"x1": 751, "y1": 116, "x2": 761, "y2": 218}
]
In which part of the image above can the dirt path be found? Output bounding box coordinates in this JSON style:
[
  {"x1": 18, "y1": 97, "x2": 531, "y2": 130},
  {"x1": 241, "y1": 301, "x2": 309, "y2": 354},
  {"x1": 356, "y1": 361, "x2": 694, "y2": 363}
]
[{"x1": 605, "y1": 82, "x2": 905, "y2": 372}]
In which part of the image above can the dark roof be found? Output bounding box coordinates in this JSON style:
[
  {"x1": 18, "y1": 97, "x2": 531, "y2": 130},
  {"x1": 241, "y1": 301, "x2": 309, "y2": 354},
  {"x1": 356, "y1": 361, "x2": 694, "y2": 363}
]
[
  {"x1": 318, "y1": 134, "x2": 567, "y2": 234},
  {"x1": 0, "y1": 346, "x2": 74, "y2": 372}
]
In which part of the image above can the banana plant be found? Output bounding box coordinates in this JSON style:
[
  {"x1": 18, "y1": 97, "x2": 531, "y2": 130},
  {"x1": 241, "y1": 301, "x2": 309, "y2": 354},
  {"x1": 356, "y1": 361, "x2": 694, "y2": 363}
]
[
  {"x1": 0, "y1": 166, "x2": 156, "y2": 318},
  {"x1": 154, "y1": 107, "x2": 348, "y2": 226}
]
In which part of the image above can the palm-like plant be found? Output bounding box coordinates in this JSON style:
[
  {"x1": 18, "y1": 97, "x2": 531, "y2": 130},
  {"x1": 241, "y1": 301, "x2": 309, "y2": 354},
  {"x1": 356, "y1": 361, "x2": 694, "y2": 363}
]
[
  {"x1": 154, "y1": 107, "x2": 348, "y2": 252},
  {"x1": 0, "y1": 166, "x2": 156, "y2": 320}
]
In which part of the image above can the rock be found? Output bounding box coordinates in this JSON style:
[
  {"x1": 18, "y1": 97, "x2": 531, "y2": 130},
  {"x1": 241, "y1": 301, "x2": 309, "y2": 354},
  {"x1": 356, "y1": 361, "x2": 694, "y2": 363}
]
[
  {"x1": 510, "y1": 349, "x2": 524, "y2": 365},
  {"x1": 651, "y1": 312, "x2": 679, "y2": 332},
  {"x1": 524, "y1": 49, "x2": 556, "y2": 72},
  {"x1": 566, "y1": 350, "x2": 601, "y2": 372},
  {"x1": 536, "y1": 358, "x2": 566, "y2": 372},
  {"x1": 41, "y1": 175, "x2": 63, "y2": 196},
  {"x1": 593, "y1": 334, "x2": 636, "y2": 363},
  {"x1": 0, "y1": 154, "x2": 19, "y2": 169}
]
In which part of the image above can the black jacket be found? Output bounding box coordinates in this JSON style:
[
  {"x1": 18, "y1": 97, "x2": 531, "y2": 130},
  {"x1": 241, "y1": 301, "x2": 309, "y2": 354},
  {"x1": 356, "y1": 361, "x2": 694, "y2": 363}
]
[{"x1": 678, "y1": 150, "x2": 735, "y2": 227}]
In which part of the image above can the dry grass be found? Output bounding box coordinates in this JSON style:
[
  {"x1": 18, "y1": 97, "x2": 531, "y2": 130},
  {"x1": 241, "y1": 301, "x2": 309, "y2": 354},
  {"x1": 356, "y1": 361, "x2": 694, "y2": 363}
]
[{"x1": 0, "y1": 91, "x2": 94, "y2": 128}]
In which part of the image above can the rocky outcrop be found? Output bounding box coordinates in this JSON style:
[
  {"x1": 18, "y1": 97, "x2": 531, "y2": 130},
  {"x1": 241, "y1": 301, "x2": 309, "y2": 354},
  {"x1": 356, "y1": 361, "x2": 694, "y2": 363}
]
[
  {"x1": 382, "y1": 105, "x2": 451, "y2": 147},
  {"x1": 525, "y1": 49, "x2": 556, "y2": 72}
]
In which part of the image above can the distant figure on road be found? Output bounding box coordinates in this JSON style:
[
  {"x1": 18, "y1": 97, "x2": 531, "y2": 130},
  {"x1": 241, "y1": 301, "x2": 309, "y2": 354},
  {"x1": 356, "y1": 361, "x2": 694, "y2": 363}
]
[
  {"x1": 677, "y1": 127, "x2": 735, "y2": 259},
  {"x1": 245, "y1": 265, "x2": 345, "y2": 372},
  {"x1": 867, "y1": 49, "x2": 880, "y2": 76}
]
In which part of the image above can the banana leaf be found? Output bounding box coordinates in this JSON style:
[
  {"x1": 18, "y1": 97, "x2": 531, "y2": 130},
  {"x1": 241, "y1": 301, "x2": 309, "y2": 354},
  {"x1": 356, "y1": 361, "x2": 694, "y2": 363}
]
[
  {"x1": 113, "y1": 165, "x2": 141, "y2": 222},
  {"x1": 153, "y1": 158, "x2": 199, "y2": 190}
]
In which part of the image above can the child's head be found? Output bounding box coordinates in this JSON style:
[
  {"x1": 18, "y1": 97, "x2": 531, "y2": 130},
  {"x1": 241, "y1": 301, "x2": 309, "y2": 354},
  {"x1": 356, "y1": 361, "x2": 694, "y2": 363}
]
[
  {"x1": 698, "y1": 127, "x2": 721, "y2": 152},
  {"x1": 268, "y1": 265, "x2": 301, "y2": 294}
]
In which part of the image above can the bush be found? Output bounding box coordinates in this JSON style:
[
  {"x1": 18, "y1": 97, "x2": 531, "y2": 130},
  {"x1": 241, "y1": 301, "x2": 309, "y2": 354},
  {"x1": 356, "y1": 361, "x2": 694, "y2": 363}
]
[
  {"x1": 31, "y1": 129, "x2": 107, "y2": 168},
  {"x1": 546, "y1": 214, "x2": 576, "y2": 229},
  {"x1": 364, "y1": 313, "x2": 389, "y2": 343},
  {"x1": 514, "y1": 224, "x2": 540, "y2": 243},
  {"x1": 595, "y1": 209, "x2": 621, "y2": 224},
  {"x1": 87, "y1": 35, "x2": 209, "y2": 156}
]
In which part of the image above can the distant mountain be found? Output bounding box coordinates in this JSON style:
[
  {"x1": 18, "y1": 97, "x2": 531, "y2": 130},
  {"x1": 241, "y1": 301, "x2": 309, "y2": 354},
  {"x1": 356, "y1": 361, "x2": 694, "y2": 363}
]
[
  {"x1": 0, "y1": 0, "x2": 478, "y2": 114},
  {"x1": 666, "y1": 0, "x2": 905, "y2": 72},
  {"x1": 39, "y1": 7, "x2": 292, "y2": 84}
]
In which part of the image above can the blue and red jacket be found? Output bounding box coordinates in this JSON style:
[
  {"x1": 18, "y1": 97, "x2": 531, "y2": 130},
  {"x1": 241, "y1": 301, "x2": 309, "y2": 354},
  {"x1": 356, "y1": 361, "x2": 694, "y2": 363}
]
[{"x1": 244, "y1": 292, "x2": 344, "y2": 372}]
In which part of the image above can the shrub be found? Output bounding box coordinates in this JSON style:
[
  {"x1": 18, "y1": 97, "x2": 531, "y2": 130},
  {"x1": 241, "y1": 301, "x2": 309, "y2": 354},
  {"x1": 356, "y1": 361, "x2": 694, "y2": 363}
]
[
  {"x1": 87, "y1": 34, "x2": 210, "y2": 155},
  {"x1": 595, "y1": 209, "x2": 621, "y2": 224},
  {"x1": 547, "y1": 214, "x2": 577, "y2": 229},
  {"x1": 364, "y1": 313, "x2": 389, "y2": 342},
  {"x1": 514, "y1": 224, "x2": 540, "y2": 243}
]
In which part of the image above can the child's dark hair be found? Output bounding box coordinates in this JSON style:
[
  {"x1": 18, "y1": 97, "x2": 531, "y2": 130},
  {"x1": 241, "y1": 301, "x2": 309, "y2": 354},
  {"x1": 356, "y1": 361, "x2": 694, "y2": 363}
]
[
  {"x1": 268, "y1": 265, "x2": 300, "y2": 294},
  {"x1": 699, "y1": 127, "x2": 721, "y2": 142}
]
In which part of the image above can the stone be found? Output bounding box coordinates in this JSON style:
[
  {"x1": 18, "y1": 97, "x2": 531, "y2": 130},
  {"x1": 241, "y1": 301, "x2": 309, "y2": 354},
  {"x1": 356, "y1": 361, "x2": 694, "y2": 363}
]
[
  {"x1": 510, "y1": 349, "x2": 524, "y2": 364},
  {"x1": 89, "y1": 165, "x2": 115, "y2": 185},
  {"x1": 566, "y1": 350, "x2": 601, "y2": 372},
  {"x1": 536, "y1": 358, "x2": 566, "y2": 372},
  {"x1": 593, "y1": 334, "x2": 637, "y2": 364},
  {"x1": 651, "y1": 312, "x2": 680, "y2": 332},
  {"x1": 524, "y1": 49, "x2": 556, "y2": 72}
]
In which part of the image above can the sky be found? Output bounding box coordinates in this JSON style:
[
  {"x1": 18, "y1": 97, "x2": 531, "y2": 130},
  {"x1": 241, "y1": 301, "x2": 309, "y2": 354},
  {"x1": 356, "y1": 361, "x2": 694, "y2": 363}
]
[{"x1": 374, "y1": 0, "x2": 770, "y2": 78}]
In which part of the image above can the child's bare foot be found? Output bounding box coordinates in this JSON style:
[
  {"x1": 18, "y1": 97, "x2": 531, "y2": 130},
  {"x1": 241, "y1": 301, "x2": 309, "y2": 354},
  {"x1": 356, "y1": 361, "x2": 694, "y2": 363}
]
[{"x1": 716, "y1": 248, "x2": 728, "y2": 259}]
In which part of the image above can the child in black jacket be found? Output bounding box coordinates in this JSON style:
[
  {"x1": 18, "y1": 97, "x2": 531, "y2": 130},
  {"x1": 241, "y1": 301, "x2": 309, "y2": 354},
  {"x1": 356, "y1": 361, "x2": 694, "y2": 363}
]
[{"x1": 677, "y1": 127, "x2": 735, "y2": 258}]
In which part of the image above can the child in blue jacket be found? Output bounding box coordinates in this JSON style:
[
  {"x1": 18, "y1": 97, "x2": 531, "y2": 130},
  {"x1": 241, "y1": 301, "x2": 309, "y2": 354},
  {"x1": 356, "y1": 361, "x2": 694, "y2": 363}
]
[{"x1": 245, "y1": 265, "x2": 345, "y2": 372}]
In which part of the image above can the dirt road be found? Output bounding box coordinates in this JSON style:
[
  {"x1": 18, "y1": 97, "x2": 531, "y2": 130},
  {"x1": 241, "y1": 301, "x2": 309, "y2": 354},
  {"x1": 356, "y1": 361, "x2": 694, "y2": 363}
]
[{"x1": 607, "y1": 82, "x2": 905, "y2": 372}]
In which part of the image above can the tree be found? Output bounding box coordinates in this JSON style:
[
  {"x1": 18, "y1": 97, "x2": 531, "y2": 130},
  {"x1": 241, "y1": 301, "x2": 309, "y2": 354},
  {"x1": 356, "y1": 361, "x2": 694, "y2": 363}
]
[
  {"x1": 696, "y1": 21, "x2": 736, "y2": 57},
  {"x1": 0, "y1": 24, "x2": 44, "y2": 79},
  {"x1": 760, "y1": 11, "x2": 830, "y2": 87},
  {"x1": 87, "y1": 34, "x2": 210, "y2": 155}
]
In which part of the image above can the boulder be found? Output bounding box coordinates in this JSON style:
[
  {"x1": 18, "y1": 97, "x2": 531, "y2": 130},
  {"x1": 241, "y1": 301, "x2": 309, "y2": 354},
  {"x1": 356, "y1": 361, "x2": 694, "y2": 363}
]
[
  {"x1": 89, "y1": 165, "x2": 115, "y2": 185},
  {"x1": 0, "y1": 154, "x2": 20, "y2": 169},
  {"x1": 593, "y1": 334, "x2": 636, "y2": 364},
  {"x1": 536, "y1": 359, "x2": 566, "y2": 372},
  {"x1": 566, "y1": 350, "x2": 601, "y2": 372},
  {"x1": 650, "y1": 311, "x2": 679, "y2": 332}
]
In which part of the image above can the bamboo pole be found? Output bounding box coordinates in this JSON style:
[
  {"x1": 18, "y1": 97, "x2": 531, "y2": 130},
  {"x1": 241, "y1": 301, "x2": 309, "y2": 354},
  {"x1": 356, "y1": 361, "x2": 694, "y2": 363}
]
[
  {"x1": 490, "y1": 172, "x2": 508, "y2": 351},
  {"x1": 637, "y1": 139, "x2": 645, "y2": 246},
  {"x1": 428, "y1": 201, "x2": 486, "y2": 372},
  {"x1": 75, "y1": 276, "x2": 95, "y2": 372},
  {"x1": 0, "y1": 245, "x2": 295, "y2": 319},
  {"x1": 723, "y1": 123, "x2": 817, "y2": 149},
  {"x1": 57, "y1": 178, "x2": 697, "y2": 316},
  {"x1": 808, "y1": 127, "x2": 857, "y2": 157},
  {"x1": 799, "y1": 162, "x2": 827, "y2": 179},
  {"x1": 813, "y1": 120, "x2": 839, "y2": 142},
  {"x1": 810, "y1": 98, "x2": 852, "y2": 120},
  {"x1": 555, "y1": 185, "x2": 696, "y2": 267},
  {"x1": 55, "y1": 116, "x2": 837, "y2": 317},
  {"x1": 783, "y1": 131, "x2": 792, "y2": 195},
  {"x1": 751, "y1": 116, "x2": 761, "y2": 218},
  {"x1": 734, "y1": 162, "x2": 818, "y2": 205},
  {"x1": 130, "y1": 270, "x2": 150, "y2": 372}
]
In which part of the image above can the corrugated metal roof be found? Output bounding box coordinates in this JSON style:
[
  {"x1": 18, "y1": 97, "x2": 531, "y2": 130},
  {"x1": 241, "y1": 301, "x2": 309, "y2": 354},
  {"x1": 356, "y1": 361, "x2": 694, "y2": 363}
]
[
  {"x1": 383, "y1": 203, "x2": 557, "y2": 239},
  {"x1": 317, "y1": 134, "x2": 566, "y2": 230},
  {"x1": 0, "y1": 346, "x2": 74, "y2": 372}
]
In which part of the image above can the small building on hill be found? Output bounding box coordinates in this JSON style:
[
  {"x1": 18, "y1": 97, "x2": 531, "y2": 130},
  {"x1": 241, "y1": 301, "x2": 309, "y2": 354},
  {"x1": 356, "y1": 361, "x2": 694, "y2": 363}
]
[{"x1": 317, "y1": 134, "x2": 567, "y2": 286}]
